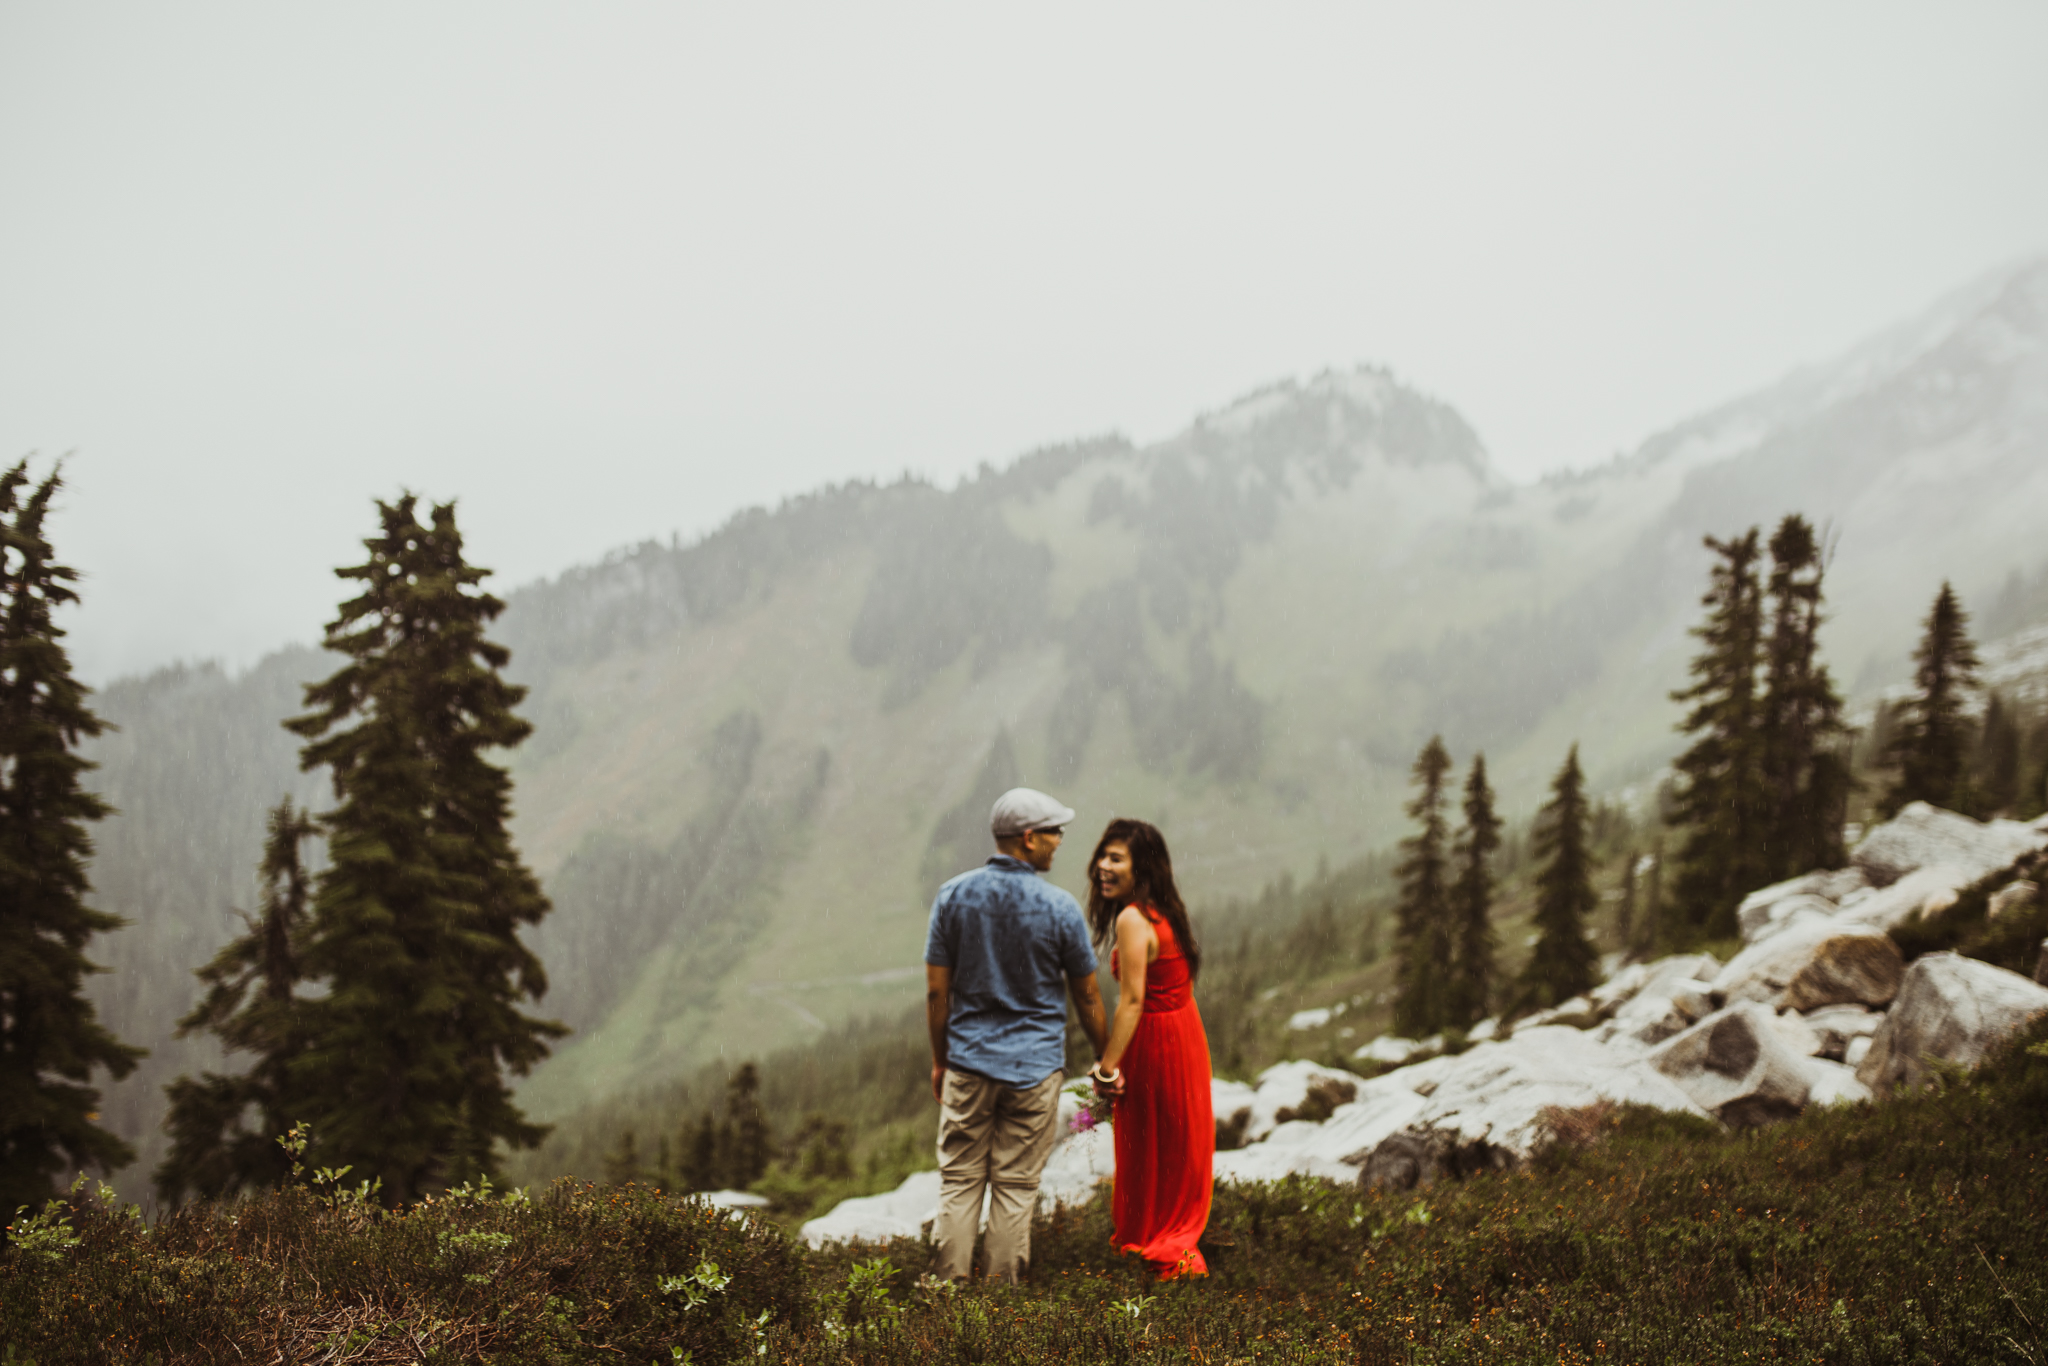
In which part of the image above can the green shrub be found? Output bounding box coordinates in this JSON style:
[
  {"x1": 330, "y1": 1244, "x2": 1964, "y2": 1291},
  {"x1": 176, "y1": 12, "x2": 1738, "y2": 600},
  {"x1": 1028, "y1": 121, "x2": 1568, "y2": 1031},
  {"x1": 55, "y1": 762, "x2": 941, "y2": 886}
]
[{"x1": 1, "y1": 1178, "x2": 808, "y2": 1364}]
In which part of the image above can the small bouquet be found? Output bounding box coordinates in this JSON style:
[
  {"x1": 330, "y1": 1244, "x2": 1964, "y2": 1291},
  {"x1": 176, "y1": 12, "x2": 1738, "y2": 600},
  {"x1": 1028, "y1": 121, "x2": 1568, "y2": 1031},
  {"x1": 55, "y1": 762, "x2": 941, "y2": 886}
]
[{"x1": 1063, "y1": 1080, "x2": 1112, "y2": 1134}]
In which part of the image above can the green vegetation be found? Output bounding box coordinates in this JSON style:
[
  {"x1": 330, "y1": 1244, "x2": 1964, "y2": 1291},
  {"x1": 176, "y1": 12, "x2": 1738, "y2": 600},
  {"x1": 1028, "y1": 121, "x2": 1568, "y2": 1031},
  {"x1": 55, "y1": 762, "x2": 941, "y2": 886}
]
[
  {"x1": 1669, "y1": 518, "x2": 1852, "y2": 941},
  {"x1": 0, "y1": 461, "x2": 144, "y2": 1218},
  {"x1": 155, "y1": 798, "x2": 317, "y2": 1203},
  {"x1": 1446, "y1": 754, "x2": 1502, "y2": 1028},
  {"x1": 1518, "y1": 745, "x2": 1601, "y2": 1012},
  {"x1": 1883, "y1": 580, "x2": 1985, "y2": 817},
  {"x1": 11, "y1": 1012, "x2": 2048, "y2": 1362},
  {"x1": 1391, "y1": 736, "x2": 1453, "y2": 1035}
]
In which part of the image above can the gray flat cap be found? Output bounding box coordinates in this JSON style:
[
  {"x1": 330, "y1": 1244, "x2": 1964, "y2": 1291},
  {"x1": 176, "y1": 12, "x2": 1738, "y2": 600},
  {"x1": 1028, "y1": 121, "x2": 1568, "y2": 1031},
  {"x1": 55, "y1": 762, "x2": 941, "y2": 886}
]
[{"x1": 990, "y1": 787, "x2": 1075, "y2": 837}]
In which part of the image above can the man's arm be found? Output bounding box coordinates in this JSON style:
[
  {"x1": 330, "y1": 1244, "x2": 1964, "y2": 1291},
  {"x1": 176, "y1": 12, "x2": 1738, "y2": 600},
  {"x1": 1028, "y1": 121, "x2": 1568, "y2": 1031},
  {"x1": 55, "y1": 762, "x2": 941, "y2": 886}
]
[
  {"x1": 926, "y1": 964, "x2": 952, "y2": 1103},
  {"x1": 1067, "y1": 972, "x2": 1108, "y2": 1061}
]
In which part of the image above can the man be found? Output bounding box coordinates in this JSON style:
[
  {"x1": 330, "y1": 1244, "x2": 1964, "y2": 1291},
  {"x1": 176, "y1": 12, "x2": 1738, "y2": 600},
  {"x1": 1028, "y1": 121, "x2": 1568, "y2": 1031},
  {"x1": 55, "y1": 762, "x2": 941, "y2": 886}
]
[{"x1": 924, "y1": 785, "x2": 1108, "y2": 1283}]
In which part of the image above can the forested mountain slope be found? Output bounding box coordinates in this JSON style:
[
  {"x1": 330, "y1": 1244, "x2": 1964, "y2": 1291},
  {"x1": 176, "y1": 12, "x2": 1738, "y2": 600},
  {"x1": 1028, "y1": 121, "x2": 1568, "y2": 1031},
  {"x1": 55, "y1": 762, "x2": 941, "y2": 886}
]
[{"x1": 80, "y1": 257, "x2": 2048, "y2": 1187}]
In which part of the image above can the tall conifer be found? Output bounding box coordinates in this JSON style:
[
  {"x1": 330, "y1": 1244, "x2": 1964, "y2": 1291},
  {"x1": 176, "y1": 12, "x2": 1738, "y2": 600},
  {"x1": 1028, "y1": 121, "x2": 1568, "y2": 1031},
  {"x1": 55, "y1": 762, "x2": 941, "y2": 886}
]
[
  {"x1": 1758, "y1": 515, "x2": 1849, "y2": 878},
  {"x1": 0, "y1": 462, "x2": 144, "y2": 1215},
  {"x1": 1640, "y1": 838, "x2": 1664, "y2": 955},
  {"x1": 1445, "y1": 754, "x2": 1500, "y2": 1027},
  {"x1": 1615, "y1": 850, "x2": 1638, "y2": 956},
  {"x1": 287, "y1": 496, "x2": 564, "y2": 1202},
  {"x1": 1668, "y1": 529, "x2": 1768, "y2": 939},
  {"x1": 1881, "y1": 582, "x2": 1981, "y2": 816},
  {"x1": 1521, "y1": 745, "x2": 1600, "y2": 1010},
  {"x1": 155, "y1": 799, "x2": 317, "y2": 1204},
  {"x1": 1974, "y1": 692, "x2": 2021, "y2": 817},
  {"x1": 1392, "y1": 736, "x2": 1452, "y2": 1036}
]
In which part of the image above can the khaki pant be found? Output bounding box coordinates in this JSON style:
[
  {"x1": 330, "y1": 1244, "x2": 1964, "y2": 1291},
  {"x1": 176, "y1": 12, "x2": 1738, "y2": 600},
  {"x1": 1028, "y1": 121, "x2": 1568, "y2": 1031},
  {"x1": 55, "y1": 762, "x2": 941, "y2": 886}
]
[{"x1": 933, "y1": 1068, "x2": 1062, "y2": 1283}]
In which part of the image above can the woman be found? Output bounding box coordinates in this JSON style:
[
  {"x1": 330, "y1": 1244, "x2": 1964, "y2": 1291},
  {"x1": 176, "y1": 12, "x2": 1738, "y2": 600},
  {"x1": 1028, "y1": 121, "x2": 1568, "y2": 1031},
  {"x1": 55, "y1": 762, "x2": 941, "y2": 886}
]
[{"x1": 1087, "y1": 818, "x2": 1212, "y2": 1280}]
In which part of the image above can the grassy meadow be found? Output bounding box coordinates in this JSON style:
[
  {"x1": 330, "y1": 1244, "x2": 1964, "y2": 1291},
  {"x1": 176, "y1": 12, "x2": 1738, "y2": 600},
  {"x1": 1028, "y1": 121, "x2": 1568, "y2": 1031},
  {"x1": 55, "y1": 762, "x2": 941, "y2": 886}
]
[{"x1": 8, "y1": 1015, "x2": 2046, "y2": 1364}]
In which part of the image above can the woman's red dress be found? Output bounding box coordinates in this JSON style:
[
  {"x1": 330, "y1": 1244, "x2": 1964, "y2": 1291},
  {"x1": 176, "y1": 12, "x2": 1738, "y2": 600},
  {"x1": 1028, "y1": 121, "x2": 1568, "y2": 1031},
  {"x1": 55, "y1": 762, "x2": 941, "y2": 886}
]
[{"x1": 1111, "y1": 910, "x2": 1213, "y2": 1278}]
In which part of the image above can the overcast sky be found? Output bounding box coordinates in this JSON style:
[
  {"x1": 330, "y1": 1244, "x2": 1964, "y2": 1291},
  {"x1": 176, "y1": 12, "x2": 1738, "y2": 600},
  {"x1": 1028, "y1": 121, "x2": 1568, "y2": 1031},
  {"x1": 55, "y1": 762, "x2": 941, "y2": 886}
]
[{"x1": 3, "y1": 3, "x2": 2045, "y2": 683}]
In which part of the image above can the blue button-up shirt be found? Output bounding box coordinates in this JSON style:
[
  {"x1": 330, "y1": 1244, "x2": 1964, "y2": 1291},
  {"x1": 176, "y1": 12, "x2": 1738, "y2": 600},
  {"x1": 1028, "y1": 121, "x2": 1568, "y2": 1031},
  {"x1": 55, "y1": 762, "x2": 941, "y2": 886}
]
[{"x1": 924, "y1": 855, "x2": 1098, "y2": 1088}]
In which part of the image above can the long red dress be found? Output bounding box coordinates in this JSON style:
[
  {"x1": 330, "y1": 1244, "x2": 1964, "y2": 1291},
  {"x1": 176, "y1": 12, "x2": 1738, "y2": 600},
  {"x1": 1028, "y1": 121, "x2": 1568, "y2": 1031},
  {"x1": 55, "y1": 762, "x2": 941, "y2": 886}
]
[{"x1": 1110, "y1": 909, "x2": 1213, "y2": 1278}]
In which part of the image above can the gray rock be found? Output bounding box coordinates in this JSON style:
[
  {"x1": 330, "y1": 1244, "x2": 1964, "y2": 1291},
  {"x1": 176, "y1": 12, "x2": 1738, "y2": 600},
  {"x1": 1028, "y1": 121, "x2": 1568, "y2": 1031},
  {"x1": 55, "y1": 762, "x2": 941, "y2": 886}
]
[
  {"x1": 1737, "y1": 868, "x2": 1871, "y2": 943},
  {"x1": 1989, "y1": 880, "x2": 2040, "y2": 920},
  {"x1": 1600, "y1": 978, "x2": 1718, "y2": 1049},
  {"x1": 1649, "y1": 1002, "x2": 1815, "y2": 1128},
  {"x1": 1402, "y1": 1025, "x2": 1706, "y2": 1160},
  {"x1": 1244, "y1": 1060, "x2": 1366, "y2": 1141},
  {"x1": 800, "y1": 1170, "x2": 942, "y2": 1248},
  {"x1": 1713, "y1": 920, "x2": 1902, "y2": 1011},
  {"x1": 1830, "y1": 864, "x2": 1974, "y2": 934},
  {"x1": 1800, "y1": 1057, "x2": 1873, "y2": 1107},
  {"x1": 1843, "y1": 1036, "x2": 1873, "y2": 1068},
  {"x1": 1855, "y1": 951, "x2": 2048, "y2": 1093},
  {"x1": 1353, "y1": 1035, "x2": 1422, "y2": 1066},
  {"x1": 1800, "y1": 1004, "x2": 1880, "y2": 1060},
  {"x1": 1781, "y1": 932, "x2": 1906, "y2": 1013},
  {"x1": 1767, "y1": 1010, "x2": 1824, "y2": 1057},
  {"x1": 1590, "y1": 953, "x2": 1722, "y2": 1013},
  {"x1": 1852, "y1": 802, "x2": 2046, "y2": 887},
  {"x1": 1360, "y1": 1132, "x2": 1436, "y2": 1192}
]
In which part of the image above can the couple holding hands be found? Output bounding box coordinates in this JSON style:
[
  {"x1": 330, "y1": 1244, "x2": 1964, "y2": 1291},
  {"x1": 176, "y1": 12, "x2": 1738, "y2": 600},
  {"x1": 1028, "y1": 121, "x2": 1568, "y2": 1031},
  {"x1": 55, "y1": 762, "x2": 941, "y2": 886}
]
[{"x1": 924, "y1": 788, "x2": 1212, "y2": 1284}]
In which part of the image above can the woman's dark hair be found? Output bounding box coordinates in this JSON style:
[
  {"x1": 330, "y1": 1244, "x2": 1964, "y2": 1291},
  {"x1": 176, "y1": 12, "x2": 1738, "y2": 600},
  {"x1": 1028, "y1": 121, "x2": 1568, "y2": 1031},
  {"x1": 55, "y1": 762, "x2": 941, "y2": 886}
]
[{"x1": 1086, "y1": 818, "x2": 1200, "y2": 980}]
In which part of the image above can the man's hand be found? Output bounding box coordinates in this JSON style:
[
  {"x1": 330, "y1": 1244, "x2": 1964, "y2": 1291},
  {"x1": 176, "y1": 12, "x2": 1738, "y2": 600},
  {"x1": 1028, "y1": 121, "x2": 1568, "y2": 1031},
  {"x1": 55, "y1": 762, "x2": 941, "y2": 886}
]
[{"x1": 931, "y1": 1063, "x2": 946, "y2": 1103}]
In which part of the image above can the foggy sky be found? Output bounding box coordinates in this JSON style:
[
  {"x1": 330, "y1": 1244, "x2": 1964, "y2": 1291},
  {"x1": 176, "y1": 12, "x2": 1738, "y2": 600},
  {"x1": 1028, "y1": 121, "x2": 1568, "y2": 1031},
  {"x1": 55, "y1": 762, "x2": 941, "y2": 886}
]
[{"x1": 2, "y1": 3, "x2": 2045, "y2": 683}]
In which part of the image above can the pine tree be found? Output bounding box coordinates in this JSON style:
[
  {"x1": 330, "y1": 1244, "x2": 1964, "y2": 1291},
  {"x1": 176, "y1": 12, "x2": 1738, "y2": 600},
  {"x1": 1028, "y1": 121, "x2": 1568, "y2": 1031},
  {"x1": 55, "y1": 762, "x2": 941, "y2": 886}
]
[
  {"x1": 1758, "y1": 515, "x2": 1850, "y2": 878},
  {"x1": 0, "y1": 463, "x2": 144, "y2": 1216},
  {"x1": 155, "y1": 799, "x2": 318, "y2": 1204},
  {"x1": 726, "y1": 1063, "x2": 771, "y2": 1188},
  {"x1": 286, "y1": 496, "x2": 565, "y2": 1203},
  {"x1": 602, "y1": 1130, "x2": 644, "y2": 1186},
  {"x1": 1521, "y1": 745, "x2": 1601, "y2": 1010},
  {"x1": 1392, "y1": 736, "x2": 1453, "y2": 1036},
  {"x1": 1881, "y1": 582, "x2": 1981, "y2": 816},
  {"x1": 1615, "y1": 849, "x2": 1638, "y2": 956},
  {"x1": 1975, "y1": 692, "x2": 2022, "y2": 817},
  {"x1": 1668, "y1": 529, "x2": 1769, "y2": 939},
  {"x1": 1640, "y1": 838, "x2": 1664, "y2": 955},
  {"x1": 1444, "y1": 754, "x2": 1501, "y2": 1027}
]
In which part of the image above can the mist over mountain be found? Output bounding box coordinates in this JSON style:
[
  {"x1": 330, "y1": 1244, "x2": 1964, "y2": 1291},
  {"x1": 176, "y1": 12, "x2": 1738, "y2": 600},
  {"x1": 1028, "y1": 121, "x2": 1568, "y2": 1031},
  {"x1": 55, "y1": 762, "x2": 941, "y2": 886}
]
[{"x1": 79, "y1": 257, "x2": 2048, "y2": 1190}]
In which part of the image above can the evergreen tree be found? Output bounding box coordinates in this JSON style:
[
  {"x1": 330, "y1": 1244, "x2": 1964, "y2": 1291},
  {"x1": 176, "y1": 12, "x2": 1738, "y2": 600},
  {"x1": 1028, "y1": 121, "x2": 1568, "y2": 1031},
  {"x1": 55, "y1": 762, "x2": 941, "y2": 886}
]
[
  {"x1": 726, "y1": 1063, "x2": 771, "y2": 1188},
  {"x1": 155, "y1": 799, "x2": 318, "y2": 1204},
  {"x1": 286, "y1": 496, "x2": 565, "y2": 1203},
  {"x1": 1758, "y1": 515, "x2": 1850, "y2": 878},
  {"x1": 1615, "y1": 849, "x2": 1638, "y2": 956},
  {"x1": 1881, "y1": 581, "x2": 1981, "y2": 816},
  {"x1": 680, "y1": 1112, "x2": 717, "y2": 1192},
  {"x1": 0, "y1": 463, "x2": 144, "y2": 1216},
  {"x1": 602, "y1": 1130, "x2": 644, "y2": 1186},
  {"x1": 1444, "y1": 754, "x2": 1500, "y2": 1027},
  {"x1": 1668, "y1": 529, "x2": 1769, "y2": 939},
  {"x1": 1641, "y1": 838, "x2": 1664, "y2": 955},
  {"x1": 1975, "y1": 692, "x2": 2022, "y2": 816},
  {"x1": 1392, "y1": 736, "x2": 1453, "y2": 1036},
  {"x1": 1521, "y1": 745, "x2": 1601, "y2": 1010}
]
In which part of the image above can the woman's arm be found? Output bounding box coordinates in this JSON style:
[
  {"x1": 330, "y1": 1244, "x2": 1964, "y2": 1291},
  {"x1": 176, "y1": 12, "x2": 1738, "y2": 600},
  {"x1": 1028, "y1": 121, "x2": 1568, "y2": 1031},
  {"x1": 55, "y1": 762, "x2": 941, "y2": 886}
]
[{"x1": 1097, "y1": 906, "x2": 1156, "y2": 1076}]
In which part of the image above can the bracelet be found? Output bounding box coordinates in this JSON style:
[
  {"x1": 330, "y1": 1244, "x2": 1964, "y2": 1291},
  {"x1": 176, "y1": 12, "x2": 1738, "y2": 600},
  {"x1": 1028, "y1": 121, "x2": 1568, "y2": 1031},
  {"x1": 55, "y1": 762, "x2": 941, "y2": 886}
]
[{"x1": 1090, "y1": 1064, "x2": 1121, "y2": 1085}]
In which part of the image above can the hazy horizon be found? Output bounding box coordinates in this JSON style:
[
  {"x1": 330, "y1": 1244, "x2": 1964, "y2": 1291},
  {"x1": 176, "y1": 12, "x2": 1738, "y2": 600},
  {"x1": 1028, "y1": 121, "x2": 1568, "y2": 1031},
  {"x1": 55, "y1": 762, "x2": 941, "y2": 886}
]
[{"x1": 4, "y1": 3, "x2": 2045, "y2": 683}]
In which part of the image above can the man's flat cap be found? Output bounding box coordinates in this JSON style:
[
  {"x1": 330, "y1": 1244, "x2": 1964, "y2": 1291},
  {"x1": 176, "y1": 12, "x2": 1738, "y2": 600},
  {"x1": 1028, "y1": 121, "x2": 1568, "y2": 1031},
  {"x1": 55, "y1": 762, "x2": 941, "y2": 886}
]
[{"x1": 990, "y1": 787, "x2": 1075, "y2": 837}]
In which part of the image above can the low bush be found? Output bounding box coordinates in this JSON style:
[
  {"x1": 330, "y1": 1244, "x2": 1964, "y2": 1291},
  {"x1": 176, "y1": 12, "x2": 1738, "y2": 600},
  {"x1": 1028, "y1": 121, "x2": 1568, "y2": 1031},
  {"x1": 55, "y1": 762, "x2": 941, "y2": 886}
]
[{"x1": 1, "y1": 1176, "x2": 807, "y2": 1364}]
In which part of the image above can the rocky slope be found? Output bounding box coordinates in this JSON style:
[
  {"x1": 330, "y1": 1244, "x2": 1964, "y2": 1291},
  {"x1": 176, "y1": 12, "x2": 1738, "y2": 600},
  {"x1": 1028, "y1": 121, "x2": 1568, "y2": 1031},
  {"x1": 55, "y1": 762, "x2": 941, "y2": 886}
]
[{"x1": 801, "y1": 802, "x2": 2048, "y2": 1246}]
